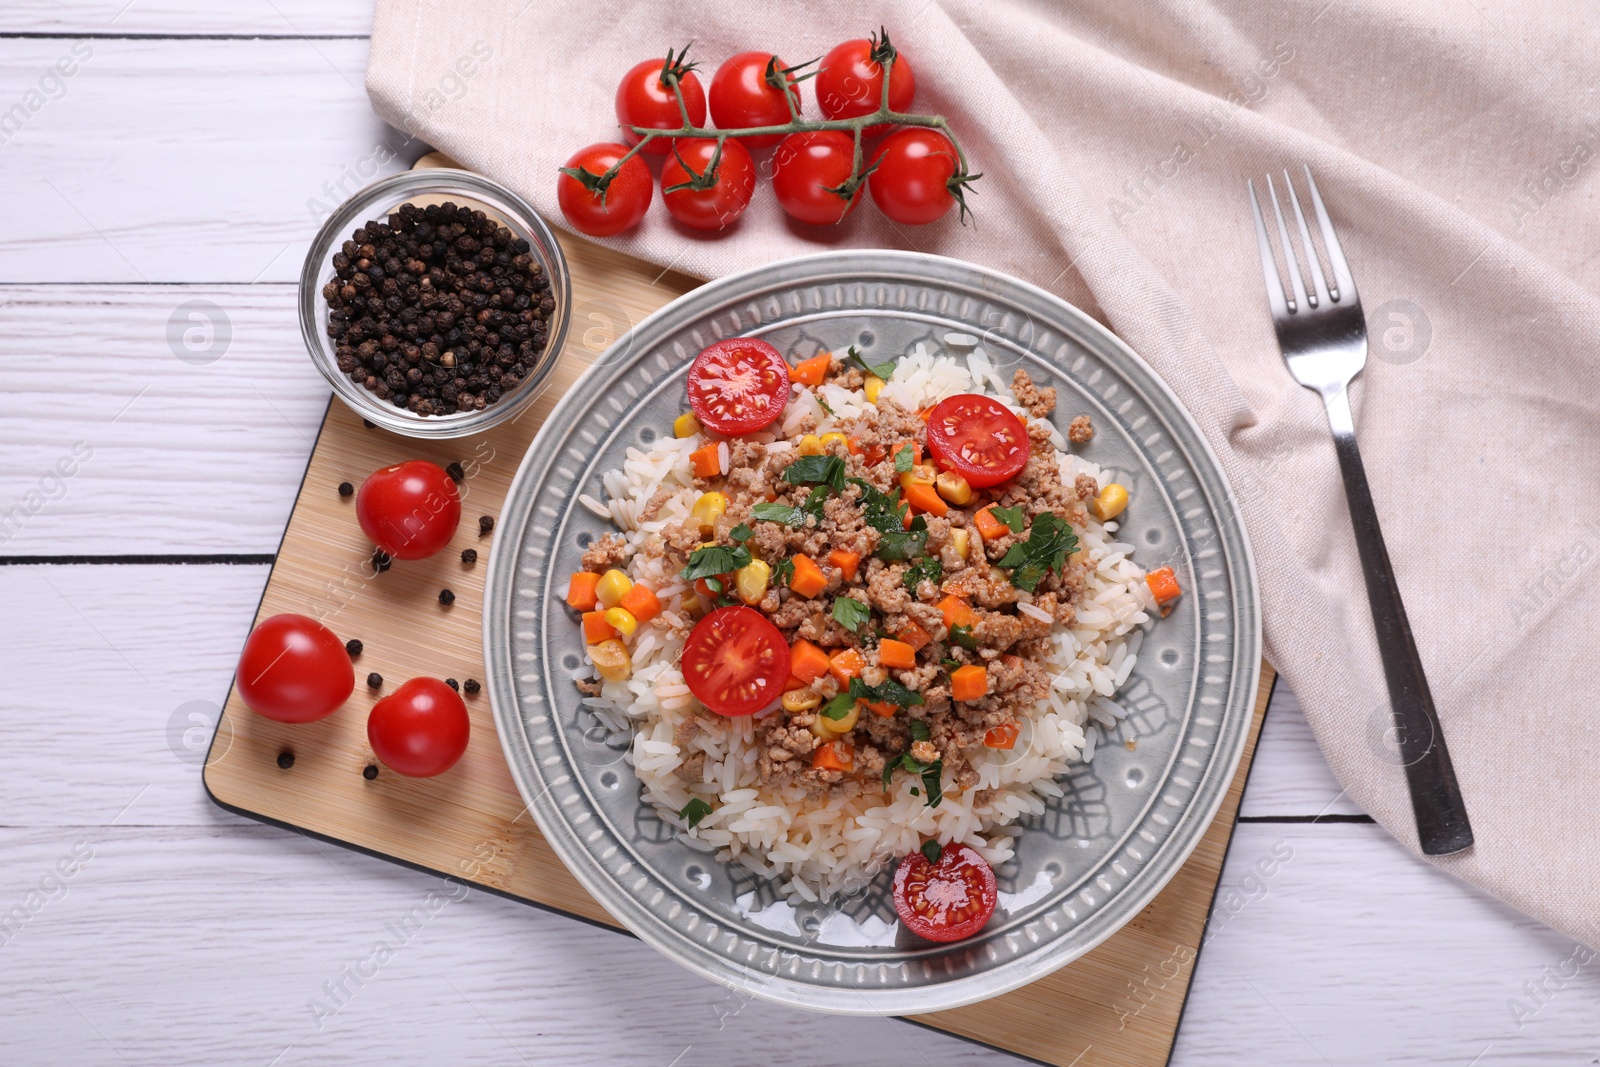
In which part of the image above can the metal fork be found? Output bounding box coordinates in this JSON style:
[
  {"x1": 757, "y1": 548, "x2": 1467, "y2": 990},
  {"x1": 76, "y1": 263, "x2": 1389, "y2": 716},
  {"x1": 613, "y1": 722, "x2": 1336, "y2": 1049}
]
[{"x1": 1248, "y1": 166, "x2": 1473, "y2": 856}]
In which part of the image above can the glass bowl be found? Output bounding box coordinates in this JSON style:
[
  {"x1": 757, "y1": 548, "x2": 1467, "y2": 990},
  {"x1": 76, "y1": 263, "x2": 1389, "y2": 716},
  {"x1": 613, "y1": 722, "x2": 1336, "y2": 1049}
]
[{"x1": 298, "y1": 169, "x2": 572, "y2": 439}]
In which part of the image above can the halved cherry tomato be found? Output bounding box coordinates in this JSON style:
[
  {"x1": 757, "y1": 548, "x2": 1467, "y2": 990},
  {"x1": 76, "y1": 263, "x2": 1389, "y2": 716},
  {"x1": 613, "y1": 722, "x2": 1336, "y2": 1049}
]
[
  {"x1": 236, "y1": 613, "x2": 354, "y2": 724},
  {"x1": 686, "y1": 337, "x2": 790, "y2": 435},
  {"x1": 367, "y1": 677, "x2": 470, "y2": 778},
  {"x1": 925, "y1": 394, "x2": 1030, "y2": 489},
  {"x1": 708, "y1": 51, "x2": 801, "y2": 149},
  {"x1": 680, "y1": 606, "x2": 791, "y2": 716},
  {"x1": 615, "y1": 55, "x2": 706, "y2": 155},
  {"x1": 356, "y1": 460, "x2": 461, "y2": 560},
  {"x1": 892, "y1": 842, "x2": 998, "y2": 943}
]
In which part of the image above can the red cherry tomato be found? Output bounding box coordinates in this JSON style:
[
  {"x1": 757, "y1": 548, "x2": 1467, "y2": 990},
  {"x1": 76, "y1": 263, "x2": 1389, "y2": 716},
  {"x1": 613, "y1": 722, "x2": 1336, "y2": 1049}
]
[
  {"x1": 892, "y1": 842, "x2": 998, "y2": 943},
  {"x1": 868, "y1": 128, "x2": 959, "y2": 225},
  {"x1": 615, "y1": 56, "x2": 706, "y2": 155},
  {"x1": 686, "y1": 337, "x2": 790, "y2": 435},
  {"x1": 557, "y1": 143, "x2": 652, "y2": 238},
  {"x1": 815, "y1": 31, "x2": 915, "y2": 136},
  {"x1": 236, "y1": 613, "x2": 354, "y2": 724},
  {"x1": 680, "y1": 606, "x2": 791, "y2": 717},
  {"x1": 925, "y1": 394, "x2": 1031, "y2": 489},
  {"x1": 367, "y1": 677, "x2": 471, "y2": 778},
  {"x1": 708, "y1": 51, "x2": 801, "y2": 149},
  {"x1": 661, "y1": 138, "x2": 756, "y2": 232},
  {"x1": 356, "y1": 460, "x2": 461, "y2": 560},
  {"x1": 771, "y1": 131, "x2": 860, "y2": 226}
]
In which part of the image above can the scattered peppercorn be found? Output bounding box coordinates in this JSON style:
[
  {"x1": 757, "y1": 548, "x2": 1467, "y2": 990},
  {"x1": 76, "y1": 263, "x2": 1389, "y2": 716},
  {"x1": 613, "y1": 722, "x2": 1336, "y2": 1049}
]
[
  {"x1": 362, "y1": 764, "x2": 379, "y2": 780},
  {"x1": 445, "y1": 461, "x2": 465, "y2": 483},
  {"x1": 367, "y1": 672, "x2": 383, "y2": 689},
  {"x1": 478, "y1": 515, "x2": 495, "y2": 536},
  {"x1": 362, "y1": 418, "x2": 375, "y2": 429},
  {"x1": 321, "y1": 202, "x2": 554, "y2": 417},
  {"x1": 276, "y1": 751, "x2": 295, "y2": 770},
  {"x1": 463, "y1": 678, "x2": 481, "y2": 696},
  {"x1": 338, "y1": 481, "x2": 354, "y2": 498},
  {"x1": 460, "y1": 548, "x2": 478, "y2": 565},
  {"x1": 445, "y1": 678, "x2": 459, "y2": 691},
  {"x1": 439, "y1": 588, "x2": 456, "y2": 606},
  {"x1": 345, "y1": 639, "x2": 363, "y2": 658},
  {"x1": 372, "y1": 550, "x2": 392, "y2": 573}
]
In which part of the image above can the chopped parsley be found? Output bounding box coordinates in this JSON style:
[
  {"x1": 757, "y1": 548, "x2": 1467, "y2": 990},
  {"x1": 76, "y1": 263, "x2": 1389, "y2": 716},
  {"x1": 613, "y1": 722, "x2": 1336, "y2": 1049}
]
[
  {"x1": 920, "y1": 840, "x2": 943, "y2": 865},
  {"x1": 903, "y1": 556, "x2": 943, "y2": 594},
  {"x1": 680, "y1": 543, "x2": 752, "y2": 581},
  {"x1": 876, "y1": 516, "x2": 928, "y2": 561},
  {"x1": 997, "y1": 511, "x2": 1079, "y2": 592},
  {"x1": 883, "y1": 718, "x2": 943, "y2": 808},
  {"x1": 679, "y1": 797, "x2": 713, "y2": 828},
  {"x1": 773, "y1": 557, "x2": 795, "y2": 587},
  {"x1": 948, "y1": 623, "x2": 978, "y2": 650},
  {"x1": 893, "y1": 445, "x2": 914, "y2": 473},
  {"x1": 729, "y1": 523, "x2": 752, "y2": 542},
  {"x1": 848, "y1": 477, "x2": 908, "y2": 535},
  {"x1": 990, "y1": 504, "x2": 1028, "y2": 532},
  {"x1": 750, "y1": 487, "x2": 829, "y2": 527},
  {"x1": 781, "y1": 455, "x2": 846, "y2": 491},
  {"x1": 846, "y1": 345, "x2": 896, "y2": 380},
  {"x1": 832, "y1": 596, "x2": 871, "y2": 633},
  {"x1": 822, "y1": 675, "x2": 925, "y2": 720},
  {"x1": 816, "y1": 394, "x2": 835, "y2": 417}
]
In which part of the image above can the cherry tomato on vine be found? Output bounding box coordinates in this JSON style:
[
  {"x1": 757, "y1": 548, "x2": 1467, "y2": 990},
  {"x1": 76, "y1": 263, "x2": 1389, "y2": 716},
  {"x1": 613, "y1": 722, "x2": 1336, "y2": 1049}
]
[
  {"x1": 868, "y1": 128, "x2": 961, "y2": 225},
  {"x1": 680, "y1": 606, "x2": 791, "y2": 717},
  {"x1": 686, "y1": 336, "x2": 789, "y2": 434},
  {"x1": 236, "y1": 613, "x2": 354, "y2": 724},
  {"x1": 356, "y1": 459, "x2": 461, "y2": 561},
  {"x1": 925, "y1": 393, "x2": 1031, "y2": 488},
  {"x1": 557, "y1": 142, "x2": 653, "y2": 238},
  {"x1": 816, "y1": 29, "x2": 915, "y2": 136},
  {"x1": 367, "y1": 677, "x2": 471, "y2": 778},
  {"x1": 661, "y1": 138, "x2": 756, "y2": 232},
  {"x1": 708, "y1": 51, "x2": 802, "y2": 149},
  {"x1": 615, "y1": 51, "x2": 706, "y2": 156},
  {"x1": 771, "y1": 130, "x2": 861, "y2": 226},
  {"x1": 892, "y1": 842, "x2": 998, "y2": 943}
]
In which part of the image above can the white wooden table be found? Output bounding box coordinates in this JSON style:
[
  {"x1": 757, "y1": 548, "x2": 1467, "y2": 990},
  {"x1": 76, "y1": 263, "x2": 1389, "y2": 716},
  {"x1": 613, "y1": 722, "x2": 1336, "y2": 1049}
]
[{"x1": 2, "y1": 6, "x2": 1595, "y2": 1064}]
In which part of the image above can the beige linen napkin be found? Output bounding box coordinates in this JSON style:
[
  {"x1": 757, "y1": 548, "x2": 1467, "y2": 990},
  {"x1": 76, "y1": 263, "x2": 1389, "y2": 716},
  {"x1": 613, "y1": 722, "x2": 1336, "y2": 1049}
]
[{"x1": 366, "y1": 0, "x2": 1600, "y2": 948}]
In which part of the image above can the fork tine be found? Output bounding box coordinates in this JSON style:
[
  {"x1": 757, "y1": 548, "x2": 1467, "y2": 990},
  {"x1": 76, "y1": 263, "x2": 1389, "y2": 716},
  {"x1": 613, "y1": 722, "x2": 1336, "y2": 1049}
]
[
  {"x1": 1265, "y1": 173, "x2": 1308, "y2": 314},
  {"x1": 1247, "y1": 179, "x2": 1290, "y2": 319},
  {"x1": 1302, "y1": 164, "x2": 1356, "y2": 303},
  {"x1": 1282, "y1": 169, "x2": 1328, "y2": 308}
]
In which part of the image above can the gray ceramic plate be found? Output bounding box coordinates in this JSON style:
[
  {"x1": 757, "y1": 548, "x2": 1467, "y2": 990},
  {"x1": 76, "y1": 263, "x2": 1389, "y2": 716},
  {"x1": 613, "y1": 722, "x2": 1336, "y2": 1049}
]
[{"x1": 484, "y1": 251, "x2": 1260, "y2": 1015}]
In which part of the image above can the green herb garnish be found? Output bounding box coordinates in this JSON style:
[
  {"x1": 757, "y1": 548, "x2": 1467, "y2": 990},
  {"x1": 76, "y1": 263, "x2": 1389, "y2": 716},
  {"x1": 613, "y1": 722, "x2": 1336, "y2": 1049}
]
[
  {"x1": 911, "y1": 719, "x2": 931, "y2": 742},
  {"x1": 903, "y1": 556, "x2": 943, "y2": 595},
  {"x1": 773, "y1": 557, "x2": 795, "y2": 587},
  {"x1": 729, "y1": 523, "x2": 752, "y2": 542},
  {"x1": 876, "y1": 516, "x2": 928, "y2": 562},
  {"x1": 847, "y1": 345, "x2": 896, "y2": 380},
  {"x1": 893, "y1": 445, "x2": 914, "y2": 474},
  {"x1": 997, "y1": 512, "x2": 1079, "y2": 592},
  {"x1": 948, "y1": 623, "x2": 978, "y2": 650},
  {"x1": 848, "y1": 477, "x2": 908, "y2": 535},
  {"x1": 990, "y1": 504, "x2": 1028, "y2": 532},
  {"x1": 782, "y1": 455, "x2": 846, "y2": 491},
  {"x1": 920, "y1": 840, "x2": 943, "y2": 865},
  {"x1": 832, "y1": 596, "x2": 871, "y2": 633},
  {"x1": 816, "y1": 394, "x2": 835, "y2": 417},
  {"x1": 825, "y1": 676, "x2": 925, "y2": 721},
  {"x1": 680, "y1": 543, "x2": 752, "y2": 581},
  {"x1": 680, "y1": 798, "x2": 713, "y2": 828},
  {"x1": 750, "y1": 502, "x2": 809, "y2": 526},
  {"x1": 882, "y1": 720, "x2": 943, "y2": 808}
]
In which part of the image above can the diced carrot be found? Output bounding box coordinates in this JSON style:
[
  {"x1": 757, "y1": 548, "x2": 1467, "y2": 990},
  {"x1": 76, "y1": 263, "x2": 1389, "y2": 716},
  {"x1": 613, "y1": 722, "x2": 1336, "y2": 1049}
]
[
  {"x1": 812, "y1": 740, "x2": 855, "y2": 773},
  {"x1": 789, "y1": 554, "x2": 827, "y2": 598},
  {"x1": 618, "y1": 584, "x2": 661, "y2": 623},
  {"x1": 951, "y1": 664, "x2": 988, "y2": 702},
  {"x1": 790, "y1": 639, "x2": 832, "y2": 684},
  {"x1": 915, "y1": 405, "x2": 934, "y2": 422},
  {"x1": 791, "y1": 352, "x2": 831, "y2": 386},
  {"x1": 938, "y1": 595, "x2": 976, "y2": 630},
  {"x1": 844, "y1": 436, "x2": 862, "y2": 456},
  {"x1": 1146, "y1": 566, "x2": 1182, "y2": 605},
  {"x1": 567, "y1": 572, "x2": 601, "y2": 611},
  {"x1": 827, "y1": 549, "x2": 861, "y2": 583},
  {"x1": 877, "y1": 639, "x2": 916, "y2": 670},
  {"x1": 896, "y1": 620, "x2": 933, "y2": 652},
  {"x1": 984, "y1": 721, "x2": 1020, "y2": 750},
  {"x1": 689, "y1": 442, "x2": 722, "y2": 479},
  {"x1": 865, "y1": 700, "x2": 898, "y2": 718},
  {"x1": 861, "y1": 443, "x2": 886, "y2": 466},
  {"x1": 973, "y1": 505, "x2": 1009, "y2": 541},
  {"x1": 903, "y1": 482, "x2": 948, "y2": 517},
  {"x1": 783, "y1": 674, "x2": 810, "y2": 693},
  {"x1": 829, "y1": 647, "x2": 866, "y2": 684},
  {"x1": 693, "y1": 574, "x2": 732, "y2": 599},
  {"x1": 581, "y1": 611, "x2": 618, "y2": 644}
]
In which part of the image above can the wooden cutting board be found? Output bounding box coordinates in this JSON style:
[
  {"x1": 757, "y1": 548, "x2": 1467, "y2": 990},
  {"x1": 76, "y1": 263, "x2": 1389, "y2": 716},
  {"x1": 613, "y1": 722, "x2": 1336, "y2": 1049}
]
[{"x1": 205, "y1": 152, "x2": 1272, "y2": 1067}]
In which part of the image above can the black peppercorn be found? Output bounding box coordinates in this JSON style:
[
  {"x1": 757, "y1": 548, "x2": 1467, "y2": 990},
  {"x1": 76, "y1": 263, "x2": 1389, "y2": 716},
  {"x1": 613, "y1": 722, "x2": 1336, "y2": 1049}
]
[
  {"x1": 463, "y1": 678, "x2": 481, "y2": 696},
  {"x1": 439, "y1": 588, "x2": 456, "y2": 606},
  {"x1": 445, "y1": 678, "x2": 459, "y2": 691},
  {"x1": 363, "y1": 764, "x2": 379, "y2": 781},
  {"x1": 478, "y1": 515, "x2": 495, "y2": 536},
  {"x1": 460, "y1": 548, "x2": 477, "y2": 565},
  {"x1": 445, "y1": 461, "x2": 465, "y2": 483},
  {"x1": 277, "y1": 751, "x2": 295, "y2": 770},
  {"x1": 372, "y1": 550, "x2": 392, "y2": 573},
  {"x1": 367, "y1": 672, "x2": 383, "y2": 689},
  {"x1": 338, "y1": 481, "x2": 354, "y2": 498},
  {"x1": 362, "y1": 418, "x2": 376, "y2": 429},
  {"x1": 345, "y1": 639, "x2": 363, "y2": 658}
]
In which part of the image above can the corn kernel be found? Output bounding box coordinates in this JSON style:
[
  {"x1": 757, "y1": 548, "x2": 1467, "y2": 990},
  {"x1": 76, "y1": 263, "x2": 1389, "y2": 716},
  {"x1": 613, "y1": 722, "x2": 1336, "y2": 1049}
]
[
  {"x1": 818, "y1": 702, "x2": 860, "y2": 735},
  {"x1": 951, "y1": 528, "x2": 970, "y2": 560},
  {"x1": 819, "y1": 432, "x2": 849, "y2": 453},
  {"x1": 809, "y1": 717, "x2": 834, "y2": 740},
  {"x1": 935, "y1": 471, "x2": 973, "y2": 505},
  {"x1": 863, "y1": 375, "x2": 885, "y2": 403},
  {"x1": 588, "y1": 639, "x2": 632, "y2": 682},
  {"x1": 734, "y1": 559, "x2": 771, "y2": 606},
  {"x1": 899, "y1": 464, "x2": 936, "y2": 492},
  {"x1": 690, "y1": 491, "x2": 727, "y2": 536},
  {"x1": 595, "y1": 569, "x2": 633, "y2": 609},
  {"x1": 603, "y1": 607, "x2": 638, "y2": 640},
  {"x1": 798, "y1": 434, "x2": 824, "y2": 456},
  {"x1": 1090, "y1": 483, "x2": 1129, "y2": 521},
  {"x1": 673, "y1": 413, "x2": 700, "y2": 439},
  {"x1": 782, "y1": 689, "x2": 821, "y2": 713}
]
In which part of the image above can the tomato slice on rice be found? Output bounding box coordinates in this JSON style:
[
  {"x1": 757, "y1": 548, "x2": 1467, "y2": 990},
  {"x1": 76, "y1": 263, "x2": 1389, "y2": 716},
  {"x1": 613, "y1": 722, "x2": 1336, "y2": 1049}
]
[
  {"x1": 680, "y1": 606, "x2": 791, "y2": 717},
  {"x1": 687, "y1": 338, "x2": 790, "y2": 435},
  {"x1": 924, "y1": 393, "x2": 1030, "y2": 489}
]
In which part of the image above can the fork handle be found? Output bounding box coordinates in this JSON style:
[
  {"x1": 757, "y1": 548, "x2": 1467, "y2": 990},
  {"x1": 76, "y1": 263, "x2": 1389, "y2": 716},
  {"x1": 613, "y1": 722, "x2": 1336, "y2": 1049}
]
[{"x1": 1324, "y1": 388, "x2": 1474, "y2": 856}]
